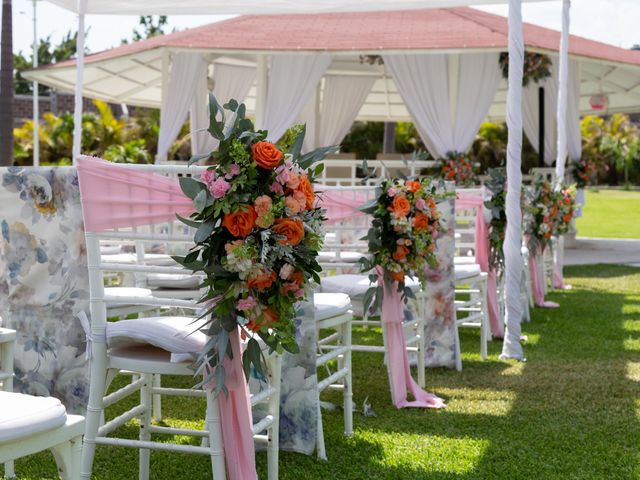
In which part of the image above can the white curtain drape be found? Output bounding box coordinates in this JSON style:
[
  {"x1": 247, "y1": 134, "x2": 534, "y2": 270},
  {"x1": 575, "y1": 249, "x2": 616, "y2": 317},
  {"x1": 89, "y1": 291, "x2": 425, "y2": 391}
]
[
  {"x1": 157, "y1": 52, "x2": 206, "y2": 163},
  {"x1": 383, "y1": 52, "x2": 501, "y2": 158},
  {"x1": 523, "y1": 58, "x2": 580, "y2": 166},
  {"x1": 262, "y1": 54, "x2": 331, "y2": 141},
  {"x1": 319, "y1": 75, "x2": 376, "y2": 147},
  {"x1": 190, "y1": 63, "x2": 256, "y2": 156}
]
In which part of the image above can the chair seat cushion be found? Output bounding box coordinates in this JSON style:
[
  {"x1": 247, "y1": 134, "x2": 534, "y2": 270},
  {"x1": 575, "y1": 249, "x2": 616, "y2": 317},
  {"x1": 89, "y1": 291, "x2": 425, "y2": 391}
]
[
  {"x1": 105, "y1": 287, "x2": 153, "y2": 298},
  {"x1": 0, "y1": 392, "x2": 67, "y2": 444},
  {"x1": 317, "y1": 251, "x2": 369, "y2": 263},
  {"x1": 313, "y1": 293, "x2": 352, "y2": 321},
  {"x1": 320, "y1": 274, "x2": 420, "y2": 299},
  {"x1": 146, "y1": 274, "x2": 201, "y2": 289},
  {"x1": 100, "y1": 245, "x2": 122, "y2": 255},
  {"x1": 454, "y1": 256, "x2": 477, "y2": 265},
  {"x1": 455, "y1": 263, "x2": 482, "y2": 281},
  {"x1": 101, "y1": 253, "x2": 177, "y2": 266},
  {"x1": 107, "y1": 316, "x2": 206, "y2": 354}
]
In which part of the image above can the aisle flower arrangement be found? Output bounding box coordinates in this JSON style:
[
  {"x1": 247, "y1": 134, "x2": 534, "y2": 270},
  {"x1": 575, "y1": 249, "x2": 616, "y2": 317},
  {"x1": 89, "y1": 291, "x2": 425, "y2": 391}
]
[
  {"x1": 359, "y1": 178, "x2": 446, "y2": 311},
  {"x1": 483, "y1": 168, "x2": 507, "y2": 273},
  {"x1": 524, "y1": 176, "x2": 556, "y2": 253},
  {"x1": 175, "y1": 96, "x2": 335, "y2": 389},
  {"x1": 571, "y1": 158, "x2": 598, "y2": 189},
  {"x1": 499, "y1": 51, "x2": 552, "y2": 86},
  {"x1": 552, "y1": 183, "x2": 578, "y2": 235},
  {"x1": 438, "y1": 152, "x2": 477, "y2": 187}
]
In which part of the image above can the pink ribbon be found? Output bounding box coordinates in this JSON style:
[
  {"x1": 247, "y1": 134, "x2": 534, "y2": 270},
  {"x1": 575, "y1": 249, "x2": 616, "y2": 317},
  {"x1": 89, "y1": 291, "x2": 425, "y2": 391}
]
[
  {"x1": 316, "y1": 190, "x2": 367, "y2": 224},
  {"x1": 376, "y1": 267, "x2": 445, "y2": 409},
  {"x1": 456, "y1": 193, "x2": 503, "y2": 338},
  {"x1": 76, "y1": 156, "x2": 257, "y2": 480},
  {"x1": 528, "y1": 251, "x2": 559, "y2": 308}
]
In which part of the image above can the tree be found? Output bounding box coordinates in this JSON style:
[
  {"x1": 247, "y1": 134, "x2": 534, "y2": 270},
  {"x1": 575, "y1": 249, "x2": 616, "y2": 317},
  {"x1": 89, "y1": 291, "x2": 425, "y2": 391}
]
[
  {"x1": 122, "y1": 16, "x2": 168, "y2": 44},
  {"x1": 0, "y1": 0, "x2": 13, "y2": 165},
  {"x1": 14, "y1": 31, "x2": 78, "y2": 95}
]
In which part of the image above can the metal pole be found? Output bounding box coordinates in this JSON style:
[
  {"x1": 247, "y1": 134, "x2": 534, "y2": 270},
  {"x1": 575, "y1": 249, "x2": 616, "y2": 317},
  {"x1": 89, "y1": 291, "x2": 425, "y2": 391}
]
[
  {"x1": 32, "y1": 0, "x2": 39, "y2": 166},
  {"x1": 538, "y1": 86, "x2": 544, "y2": 167}
]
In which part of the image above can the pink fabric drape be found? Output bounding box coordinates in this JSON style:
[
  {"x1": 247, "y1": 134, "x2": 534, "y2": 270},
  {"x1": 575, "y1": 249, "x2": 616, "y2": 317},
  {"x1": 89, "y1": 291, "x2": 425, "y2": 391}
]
[
  {"x1": 377, "y1": 267, "x2": 445, "y2": 409},
  {"x1": 554, "y1": 267, "x2": 567, "y2": 290},
  {"x1": 456, "y1": 193, "x2": 503, "y2": 338},
  {"x1": 76, "y1": 156, "x2": 257, "y2": 480},
  {"x1": 76, "y1": 156, "x2": 194, "y2": 232},
  {"x1": 316, "y1": 190, "x2": 367, "y2": 224},
  {"x1": 528, "y1": 251, "x2": 559, "y2": 309}
]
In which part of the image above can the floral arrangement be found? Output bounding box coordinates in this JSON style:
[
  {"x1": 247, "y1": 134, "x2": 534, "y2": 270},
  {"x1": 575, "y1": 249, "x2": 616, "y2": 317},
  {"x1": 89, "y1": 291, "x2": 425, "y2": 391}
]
[
  {"x1": 483, "y1": 168, "x2": 507, "y2": 273},
  {"x1": 359, "y1": 178, "x2": 446, "y2": 311},
  {"x1": 571, "y1": 158, "x2": 597, "y2": 189},
  {"x1": 438, "y1": 152, "x2": 477, "y2": 187},
  {"x1": 175, "y1": 95, "x2": 335, "y2": 390},
  {"x1": 499, "y1": 51, "x2": 552, "y2": 86},
  {"x1": 524, "y1": 176, "x2": 556, "y2": 254},
  {"x1": 552, "y1": 183, "x2": 578, "y2": 236},
  {"x1": 524, "y1": 176, "x2": 578, "y2": 253}
]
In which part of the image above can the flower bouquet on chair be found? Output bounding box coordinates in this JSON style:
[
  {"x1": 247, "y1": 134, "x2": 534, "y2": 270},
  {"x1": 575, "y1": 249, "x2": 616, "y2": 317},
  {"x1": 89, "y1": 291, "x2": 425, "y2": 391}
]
[
  {"x1": 175, "y1": 95, "x2": 336, "y2": 391},
  {"x1": 358, "y1": 177, "x2": 448, "y2": 409}
]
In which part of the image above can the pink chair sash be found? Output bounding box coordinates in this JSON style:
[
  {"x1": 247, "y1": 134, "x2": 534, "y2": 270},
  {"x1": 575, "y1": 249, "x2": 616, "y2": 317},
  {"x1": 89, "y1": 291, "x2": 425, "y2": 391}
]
[
  {"x1": 456, "y1": 193, "x2": 503, "y2": 338},
  {"x1": 377, "y1": 267, "x2": 445, "y2": 409},
  {"x1": 316, "y1": 190, "x2": 367, "y2": 224},
  {"x1": 528, "y1": 251, "x2": 559, "y2": 309},
  {"x1": 76, "y1": 156, "x2": 257, "y2": 480}
]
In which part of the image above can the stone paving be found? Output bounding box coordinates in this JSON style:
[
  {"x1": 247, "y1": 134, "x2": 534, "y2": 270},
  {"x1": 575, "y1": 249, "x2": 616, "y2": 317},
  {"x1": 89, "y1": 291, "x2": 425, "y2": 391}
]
[{"x1": 565, "y1": 237, "x2": 640, "y2": 267}]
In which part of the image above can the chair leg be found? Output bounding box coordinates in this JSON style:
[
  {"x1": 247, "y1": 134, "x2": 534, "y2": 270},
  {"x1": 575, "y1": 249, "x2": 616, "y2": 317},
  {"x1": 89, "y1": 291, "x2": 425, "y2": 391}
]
[
  {"x1": 1, "y1": 340, "x2": 15, "y2": 479},
  {"x1": 316, "y1": 400, "x2": 327, "y2": 460},
  {"x1": 479, "y1": 279, "x2": 489, "y2": 361},
  {"x1": 416, "y1": 294, "x2": 426, "y2": 388},
  {"x1": 51, "y1": 434, "x2": 83, "y2": 480},
  {"x1": 341, "y1": 321, "x2": 353, "y2": 437},
  {"x1": 3, "y1": 461, "x2": 15, "y2": 479},
  {"x1": 152, "y1": 374, "x2": 162, "y2": 422},
  {"x1": 204, "y1": 389, "x2": 225, "y2": 479},
  {"x1": 454, "y1": 322, "x2": 463, "y2": 372},
  {"x1": 267, "y1": 354, "x2": 281, "y2": 480},
  {"x1": 139, "y1": 373, "x2": 152, "y2": 480},
  {"x1": 80, "y1": 344, "x2": 109, "y2": 480}
]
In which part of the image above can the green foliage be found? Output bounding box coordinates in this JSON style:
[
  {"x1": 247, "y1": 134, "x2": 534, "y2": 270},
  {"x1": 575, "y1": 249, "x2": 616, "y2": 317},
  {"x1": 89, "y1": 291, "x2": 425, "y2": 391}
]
[
  {"x1": 122, "y1": 16, "x2": 168, "y2": 44},
  {"x1": 484, "y1": 167, "x2": 507, "y2": 272},
  {"x1": 341, "y1": 121, "x2": 384, "y2": 159},
  {"x1": 103, "y1": 139, "x2": 151, "y2": 164}
]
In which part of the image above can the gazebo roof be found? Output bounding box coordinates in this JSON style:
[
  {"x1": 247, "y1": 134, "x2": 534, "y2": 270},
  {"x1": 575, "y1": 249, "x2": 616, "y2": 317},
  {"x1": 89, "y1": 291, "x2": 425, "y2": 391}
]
[{"x1": 25, "y1": 7, "x2": 640, "y2": 118}]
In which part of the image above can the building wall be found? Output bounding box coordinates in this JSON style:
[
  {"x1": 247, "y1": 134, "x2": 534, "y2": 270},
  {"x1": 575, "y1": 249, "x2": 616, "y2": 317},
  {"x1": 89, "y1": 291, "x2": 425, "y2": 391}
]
[{"x1": 14, "y1": 92, "x2": 125, "y2": 126}]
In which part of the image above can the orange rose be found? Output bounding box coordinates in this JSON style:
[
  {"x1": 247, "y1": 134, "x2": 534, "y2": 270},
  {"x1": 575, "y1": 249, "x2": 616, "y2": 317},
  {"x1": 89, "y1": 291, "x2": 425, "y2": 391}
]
[
  {"x1": 247, "y1": 307, "x2": 279, "y2": 332},
  {"x1": 251, "y1": 141, "x2": 283, "y2": 170},
  {"x1": 223, "y1": 206, "x2": 257, "y2": 238},
  {"x1": 562, "y1": 213, "x2": 572, "y2": 223},
  {"x1": 272, "y1": 218, "x2": 305, "y2": 245},
  {"x1": 290, "y1": 270, "x2": 305, "y2": 286},
  {"x1": 297, "y1": 175, "x2": 315, "y2": 210},
  {"x1": 392, "y1": 245, "x2": 410, "y2": 261},
  {"x1": 413, "y1": 212, "x2": 430, "y2": 231},
  {"x1": 247, "y1": 270, "x2": 277, "y2": 291},
  {"x1": 406, "y1": 180, "x2": 421, "y2": 193},
  {"x1": 388, "y1": 270, "x2": 405, "y2": 283},
  {"x1": 390, "y1": 195, "x2": 411, "y2": 217}
]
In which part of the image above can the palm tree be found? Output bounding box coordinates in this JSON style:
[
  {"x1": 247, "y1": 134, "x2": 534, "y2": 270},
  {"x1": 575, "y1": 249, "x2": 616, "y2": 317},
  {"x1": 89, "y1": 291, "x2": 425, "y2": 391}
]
[{"x1": 0, "y1": 0, "x2": 13, "y2": 166}]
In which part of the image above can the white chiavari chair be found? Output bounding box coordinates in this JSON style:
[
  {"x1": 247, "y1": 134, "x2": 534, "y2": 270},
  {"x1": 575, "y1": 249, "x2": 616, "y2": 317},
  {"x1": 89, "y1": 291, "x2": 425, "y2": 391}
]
[{"x1": 77, "y1": 161, "x2": 282, "y2": 480}]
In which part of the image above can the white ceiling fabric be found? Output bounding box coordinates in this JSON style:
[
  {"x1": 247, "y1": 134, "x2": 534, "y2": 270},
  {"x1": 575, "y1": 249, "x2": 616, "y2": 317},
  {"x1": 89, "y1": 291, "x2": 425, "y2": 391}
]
[{"x1": 46, "y1": 0, "x2": 553, "y2": 15}]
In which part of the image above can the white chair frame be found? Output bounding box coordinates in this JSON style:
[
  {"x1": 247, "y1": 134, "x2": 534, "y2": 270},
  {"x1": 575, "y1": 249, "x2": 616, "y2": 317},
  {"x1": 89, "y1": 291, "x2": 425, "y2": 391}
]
[
  {"x1": 0, "y1": 328, "x2": 85, "y2": 480},
  {"x1": 79, "y1": 164, "x2": 281, "y2": 480}
]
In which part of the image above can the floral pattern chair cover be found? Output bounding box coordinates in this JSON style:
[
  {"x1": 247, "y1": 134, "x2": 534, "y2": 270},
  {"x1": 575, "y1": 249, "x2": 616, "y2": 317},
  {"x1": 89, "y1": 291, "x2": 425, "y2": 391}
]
[{"x1": 0, "y1": 167, "x2": 89, "y2": 413}]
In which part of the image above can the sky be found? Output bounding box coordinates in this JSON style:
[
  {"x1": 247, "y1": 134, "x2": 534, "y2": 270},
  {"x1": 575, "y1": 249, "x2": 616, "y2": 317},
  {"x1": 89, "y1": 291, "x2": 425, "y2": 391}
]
[{"x1": 6, "y1": 0, "x2": 639, "y2": 58}]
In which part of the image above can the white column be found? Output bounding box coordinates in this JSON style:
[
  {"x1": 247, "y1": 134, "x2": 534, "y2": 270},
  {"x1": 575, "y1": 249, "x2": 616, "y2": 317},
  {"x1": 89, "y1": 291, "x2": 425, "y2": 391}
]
[
  {"x1": 501, "y1": 0, "x2": 525, "y2": 361},
  {"x1": 71, "y1": 0, "x2": 87, "y2": 164},
  {"x1": 155, "y1": 49, "x2": 170, "y2": 164},
  {"x1": 32, "y1": 0, "x2": 39, "y2": 167},
  {"x1": 254, "y1": 54, "x2": 267, "y2": 130},
  {"x1": 555, "y1": 0, "x2": 571, "y2": 182}
]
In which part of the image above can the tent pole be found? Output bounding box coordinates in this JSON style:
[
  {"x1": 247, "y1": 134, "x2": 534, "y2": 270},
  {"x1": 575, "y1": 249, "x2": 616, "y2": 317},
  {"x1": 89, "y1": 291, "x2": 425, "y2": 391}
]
[
  {"x1": 313, "y1": 81, "x2": 321, "y2": 150},
  {"x1": 500, "y1": 0, "x2": 525, "y2": 361},
  {"x1": 254, "y1": 54, "x2": 267, "y2": 130},
  {"x1": 538, "y1": 86, "x2": 544, "y2": 167},
  {"x1": 155, "y1": 48, "x2": 170, "y2": 164},
  {"x1": 72, "y1": 0, "x2": 87, "y2": 164},
  {"x1": 32, "y1": 0, "x2": 39, "y2": 167},
  {"x1": 555, "y1": 0, "x2": 571, "y2": 182}
]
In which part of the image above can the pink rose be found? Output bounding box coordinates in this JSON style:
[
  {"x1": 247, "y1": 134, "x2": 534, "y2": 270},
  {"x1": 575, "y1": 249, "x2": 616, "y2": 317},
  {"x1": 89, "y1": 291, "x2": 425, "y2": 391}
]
[
  {"x1": 387, "y1": 188, "x2": 397, "y2": 198},
  {"x1": 211, "y1": 177, "x2": 230, "y2": 199},
  {"x1": 228, "y1": 163, "x2": 241, "y2": 176},
  {"x1": 279, "y1": 263, "x2": 294, "y2": 280},
  {"x1": 201, "y1": 169, "x2": 216, "y2": 188},
  {"x1": 253, "y1": 195, "x2": 273, "y2": 217},
  {"x1": 415, "y1": 198, "x2": 426, "y2": 211},
  {"x1": 237, "y1": 296, "x2": 257, "y2": 311}
]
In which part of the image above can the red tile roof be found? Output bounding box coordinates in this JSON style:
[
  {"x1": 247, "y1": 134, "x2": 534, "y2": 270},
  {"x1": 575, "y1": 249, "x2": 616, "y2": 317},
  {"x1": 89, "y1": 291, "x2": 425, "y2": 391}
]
[{"x1": 46, "y1": 7, "x2": 640, "y2": 69}]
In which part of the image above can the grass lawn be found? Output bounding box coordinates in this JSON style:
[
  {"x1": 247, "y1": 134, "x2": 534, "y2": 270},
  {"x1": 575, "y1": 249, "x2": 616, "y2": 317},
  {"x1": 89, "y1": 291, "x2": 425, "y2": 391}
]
[
  {"x1": 576, "y1": 189, "x2": 640, "y2": 239},
  {"x1": 5, "y1": 264, "x2": 640, "y2": 479}
]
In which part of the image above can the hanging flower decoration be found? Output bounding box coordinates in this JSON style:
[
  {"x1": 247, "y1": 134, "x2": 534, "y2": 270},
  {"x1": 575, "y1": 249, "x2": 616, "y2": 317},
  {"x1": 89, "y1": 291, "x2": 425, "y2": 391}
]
[
  {"x1": 358, "y1": 178, "x2": 448, "y2": 312},
  {"x1": 175, "y1": 95, "x2": 336, "y2": 391},
  {"x1": 499, "y1": 51, "x2": 552, "y2": 87},
  {"x1": 483, "y1": 167, "x2": 507, "y2": 273},
  {"x1": 438, "y1": 152, "x2": 477, "y2": 187},
  {"x1": 571, "y1": 158, "x2": 598, "y2": 189},
  {"x1": 552, "y1": 183, "x2": 578, "y2": 236}
]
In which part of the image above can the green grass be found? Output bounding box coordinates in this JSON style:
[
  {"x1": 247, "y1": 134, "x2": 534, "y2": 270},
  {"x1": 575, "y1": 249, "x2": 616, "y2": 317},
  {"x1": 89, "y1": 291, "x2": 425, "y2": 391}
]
[
  {"x1": 5, "y1": 264, "x2": 640, "y2": 479},
  {"x1": 576, "y1": 189, "x2": 640, "y2": 239}
]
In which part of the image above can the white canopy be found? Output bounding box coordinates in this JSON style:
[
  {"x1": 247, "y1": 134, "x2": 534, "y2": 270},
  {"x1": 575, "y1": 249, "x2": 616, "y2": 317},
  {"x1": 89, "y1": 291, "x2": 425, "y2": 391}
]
[{"x1": 47, "y1": 0, "x2": 553, "y2": 15}]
